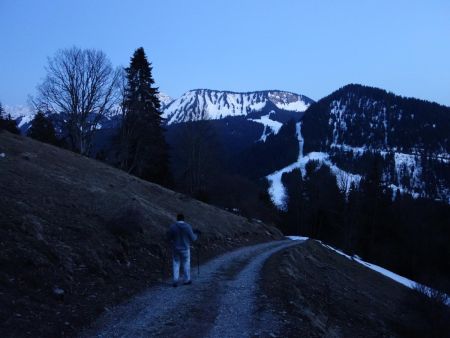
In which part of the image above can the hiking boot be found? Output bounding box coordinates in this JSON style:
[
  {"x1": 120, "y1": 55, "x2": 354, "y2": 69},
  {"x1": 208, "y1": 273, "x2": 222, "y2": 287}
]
[{"x1": 183, "y1": 280, "x2": 192, "y2": 285}]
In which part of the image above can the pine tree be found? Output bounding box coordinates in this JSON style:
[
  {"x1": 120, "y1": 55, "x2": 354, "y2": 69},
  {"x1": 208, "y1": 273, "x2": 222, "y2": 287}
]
[
  {"x1": 27, "y1": 111, "x2": 58, "y2": 145},
  {"x1": 0, "y1": 102, "x2": 20, "y2": 134},
  {"x1": 119, "y1": 47, "x2": 170, "y2": 185}
]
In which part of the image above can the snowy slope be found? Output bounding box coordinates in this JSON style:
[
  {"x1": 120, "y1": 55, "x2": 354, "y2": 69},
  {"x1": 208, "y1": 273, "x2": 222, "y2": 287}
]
[
  {"x1": 288, "y1": 236, "x2": 449, "y2": 305},
  {"x1": 4, "y1": 105, "x2": 35, "y2": 128},
  {"x1": 5, "y1": 92, "x2": 173, "y2": 131},
  {"x1": 158, "y1": 92, "x2": 174, "y2": 110},
  {"x1": 267, "y1": 122, "x2": 361, "y2": 209},
  {"x1": 300, "y1": 84, "x2": 450, "y2": 204},
  {"x1": 249, "y1": 111, "x2": 283, "y2": 142},
  {"x1": 162, "y1": 89, "x2": 313, "y2": 125}
]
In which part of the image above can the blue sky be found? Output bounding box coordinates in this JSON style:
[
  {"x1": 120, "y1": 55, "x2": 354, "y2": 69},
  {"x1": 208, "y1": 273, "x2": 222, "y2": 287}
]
[{"x1": 1, "y1": 0, "x2": 449, "y2": 106}]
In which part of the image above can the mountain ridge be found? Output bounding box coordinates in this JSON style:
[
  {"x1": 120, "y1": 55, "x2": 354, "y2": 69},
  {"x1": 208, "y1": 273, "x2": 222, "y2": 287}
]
[{"x1": 162, "y1": 88, "x2": 314, "y2": 125}]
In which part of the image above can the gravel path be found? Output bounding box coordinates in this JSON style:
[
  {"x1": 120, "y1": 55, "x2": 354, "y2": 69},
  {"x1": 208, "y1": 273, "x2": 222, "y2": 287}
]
[{"x1": 81, "y1": 239, "x2": 303, "y2": 338}]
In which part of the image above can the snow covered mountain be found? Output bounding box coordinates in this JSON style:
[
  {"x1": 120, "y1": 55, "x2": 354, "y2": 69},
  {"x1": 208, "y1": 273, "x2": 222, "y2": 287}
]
[
  {"x1": 5, "y1": 92, "x2": 174, "y2": 131},
  {"x1": 162, "y1": 89, "x2": 313, "y2": 125},
  {"x1": 4, "y1": 105, "x2": 35, "y2": 129},
  {"x1": 158, "y1": 92, "x2": 174, "y2": 110},
  {"x1": 266, "y1": 84, "x2": 450, "y2": 208}
]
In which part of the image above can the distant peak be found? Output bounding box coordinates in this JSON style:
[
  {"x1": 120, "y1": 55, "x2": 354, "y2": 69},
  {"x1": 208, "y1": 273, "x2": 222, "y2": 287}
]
[{"x1": 162, "y1": 89, "x2": 314, "y2": 125}]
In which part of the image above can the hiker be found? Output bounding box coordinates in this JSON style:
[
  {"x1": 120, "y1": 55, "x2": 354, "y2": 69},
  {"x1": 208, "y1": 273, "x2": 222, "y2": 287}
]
[{"x1": 166, "y1": 213, "x2": 200, "y2": 287}]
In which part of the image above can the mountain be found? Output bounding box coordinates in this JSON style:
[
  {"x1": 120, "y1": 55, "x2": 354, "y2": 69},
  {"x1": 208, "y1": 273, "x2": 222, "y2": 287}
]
[
  {"x1": 4, "y1": 104, "x2": 35, "y2": 129},
  {"x1": 161, "y1": 85, "x2": 449, "y2": 207},
  {"x1": 302, "y1": 84, "x2": 450, "y2": 155},
  {"x1": 297, "y1": 84, "x2": 450, "y2": 202},
  {"x1": 5, "y1": 92, "x2": 174, "y2": 133},
  {"x1": 158, "y1": 91, "x2": 174, "y2": 109},
  {"x1": 164, "y1": 89, "x2": 313, "y2": 174},
  {"x1": 162, "y1": 89, "x2": 313, "y2": 124},
  {"x1": 164, "y1": 89, "x2": 313, "y2": 214}
]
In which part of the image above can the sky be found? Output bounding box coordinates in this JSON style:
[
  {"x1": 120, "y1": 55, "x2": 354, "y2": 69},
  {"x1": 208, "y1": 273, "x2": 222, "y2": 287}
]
[{"x1": 1, "y1": 0, "x2": 450, "y2": 107}]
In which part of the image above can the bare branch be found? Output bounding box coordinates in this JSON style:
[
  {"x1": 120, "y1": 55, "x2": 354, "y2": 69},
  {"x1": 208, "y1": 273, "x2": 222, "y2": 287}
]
[{"x1": 36, "y1": 47, "x2": 121, "y2": 155}]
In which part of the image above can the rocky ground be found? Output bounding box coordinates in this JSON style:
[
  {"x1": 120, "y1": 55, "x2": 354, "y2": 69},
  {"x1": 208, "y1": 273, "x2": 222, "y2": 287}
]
[{"x1": 0, "y1": 131, "x2": 281, "y2": 337}]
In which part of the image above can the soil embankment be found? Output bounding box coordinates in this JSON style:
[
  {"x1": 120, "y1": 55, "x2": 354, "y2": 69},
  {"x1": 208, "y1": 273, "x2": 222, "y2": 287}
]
[{"x1": 262, "y1": 240, "x2": 449, "y2": 337}]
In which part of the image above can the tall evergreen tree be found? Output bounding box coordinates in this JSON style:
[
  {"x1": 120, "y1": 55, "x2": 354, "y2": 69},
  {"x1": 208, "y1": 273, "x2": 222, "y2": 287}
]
[
  {"x1": 27, "y1": 111, "x2": 58, "y2": 145},
  {"x1": 0, "y1": 102, "x2": 20, "y2": 134},
  {"x1": 119, "y1": 48, "x2": 170, "y2": 185}
]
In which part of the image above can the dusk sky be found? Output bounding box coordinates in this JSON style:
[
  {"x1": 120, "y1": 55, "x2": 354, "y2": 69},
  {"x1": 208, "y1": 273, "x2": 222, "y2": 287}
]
[{"x1": 1, "y1": 0, "x2": 449, "y2": 106}]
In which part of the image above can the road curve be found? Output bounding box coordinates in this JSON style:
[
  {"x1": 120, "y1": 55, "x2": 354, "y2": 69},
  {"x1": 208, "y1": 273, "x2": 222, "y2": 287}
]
[{"x1": 80, "y1": 239, "x2": 303, "y2": 338}]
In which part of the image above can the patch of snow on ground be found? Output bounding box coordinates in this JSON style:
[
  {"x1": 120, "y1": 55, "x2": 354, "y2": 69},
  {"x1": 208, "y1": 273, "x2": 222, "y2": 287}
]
[
  {"x1": 297, "y1": 152, "x2": 361, "y2": 193},
  {"x1": 318, "y1": 241, "x2": 450, "y2": 305},
  {"x1": 274, "y1": 100, "x2": 309, "y2": 112},
  {"x1": 249, "y1": 112, "x2": 283, "y2": 142},
  {"x1": 286, "y1": 236, "x2": 309, "y2": 241},
  {"x1": 267, "y1": 124, "x2": 361, "y2": 209},
  {"x1": 266, "y1": 122, "x2": 304, "y2": 209},
  {"x1": 297, "y1": 122, "x2": 304, "y2": 158},
  {"x1": 394, "y1": 152, "x2": 423, "y2": 192}
]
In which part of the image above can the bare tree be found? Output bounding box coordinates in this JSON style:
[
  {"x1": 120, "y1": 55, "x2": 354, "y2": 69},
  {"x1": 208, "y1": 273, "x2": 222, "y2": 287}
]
[
  {"x1": 337, "y1": 171, "x2": 351, "y2": 196},
  {"x1": 36, "y1": 47, "x2": 121, "y2": 155}
]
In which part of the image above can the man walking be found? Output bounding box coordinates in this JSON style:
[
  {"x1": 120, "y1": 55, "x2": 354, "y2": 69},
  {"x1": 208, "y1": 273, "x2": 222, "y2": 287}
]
[{"x1": 167, "y1": 213, "x2": 198, "y2": 287}]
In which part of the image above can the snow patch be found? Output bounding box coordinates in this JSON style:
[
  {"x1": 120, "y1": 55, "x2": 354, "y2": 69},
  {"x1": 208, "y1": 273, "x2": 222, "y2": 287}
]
[
  {"x1": 267, "y1": 123, "x2": 362, "y2": 210},
  {"x1": 274, "y1": 100, "x2": 309, "y2": 112},
  {"x1": 157, "y1": 92, "x2": 174, "y2": 108},
  {"x1": 4, "y1": 105, "x2": 34, "y2": 128},
  {"x1": 286, "y1": 236, "x2": 309, "y2": 241},
  {"x1": 249, "y1": 112, "x2": 283, "y2": 142},
  {"x1": 318, "y1": 241, "x2": 450, "y2": 305}
]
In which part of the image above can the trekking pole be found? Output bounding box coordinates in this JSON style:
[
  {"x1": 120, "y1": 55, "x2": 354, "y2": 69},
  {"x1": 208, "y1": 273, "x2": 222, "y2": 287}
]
[
  {"x1": 197, "y1": 245, "x2": 200, "y2": 277},
  {"x1": 161, "y1": 244, "x2": 166, "y2": 282}
]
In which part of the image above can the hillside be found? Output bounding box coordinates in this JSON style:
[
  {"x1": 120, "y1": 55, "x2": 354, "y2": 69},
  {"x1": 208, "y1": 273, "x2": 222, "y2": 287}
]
[
  {"x1": 301, "y1": 84, "x2": 450, "y2": 201},
  {"x1": 0, "y1": 131, "x2": 282, "y2": 337},
  {"x1": 263, "y1": 240, "x2": 450, "y2": 337}
]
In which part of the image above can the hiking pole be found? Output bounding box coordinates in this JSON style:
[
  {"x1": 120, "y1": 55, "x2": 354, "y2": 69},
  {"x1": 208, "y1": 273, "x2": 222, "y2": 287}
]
[
  {"x1": 197, "y1": 245, "x2": 200, "y2": 277},
  {"x1": 161, "y1": 244, "x2": 166, "y2": 282}
]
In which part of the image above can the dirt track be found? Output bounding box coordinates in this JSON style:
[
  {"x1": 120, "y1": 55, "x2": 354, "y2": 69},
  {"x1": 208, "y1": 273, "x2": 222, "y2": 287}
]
[{"x1": 81, "y1": 240, "x2": 302, "y2": 337}]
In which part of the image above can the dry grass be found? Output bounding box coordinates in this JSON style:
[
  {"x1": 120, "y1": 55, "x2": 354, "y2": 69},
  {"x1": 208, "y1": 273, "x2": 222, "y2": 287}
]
[{"x1": 261, "y1": 240, "x2": 435, "y2": 337}]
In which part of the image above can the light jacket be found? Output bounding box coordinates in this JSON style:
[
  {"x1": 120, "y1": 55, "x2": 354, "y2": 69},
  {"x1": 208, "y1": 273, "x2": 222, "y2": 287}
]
[{"x1": 167, "y1": 221, "x2": 197, "y2": 251}]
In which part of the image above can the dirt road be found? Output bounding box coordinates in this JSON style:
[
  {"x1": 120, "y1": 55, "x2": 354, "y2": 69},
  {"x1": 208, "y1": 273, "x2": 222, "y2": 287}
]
[{"x1": 81, "y1": 240, "x2": 303, "y2": 337}]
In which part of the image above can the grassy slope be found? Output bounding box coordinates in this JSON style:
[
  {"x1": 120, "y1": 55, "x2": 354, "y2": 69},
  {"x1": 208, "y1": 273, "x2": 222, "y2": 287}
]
[
  {"x1": 262, "y1": 240, "x2": 449, "y2": 337},
  {"x1": 0, "y1": 131, "x2": 282, "y2": 337}
]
